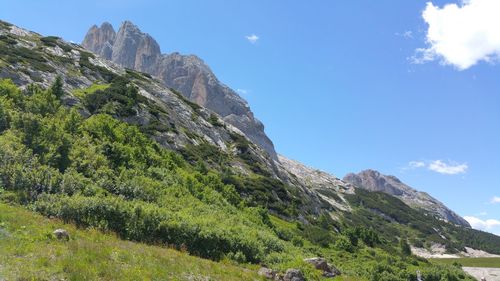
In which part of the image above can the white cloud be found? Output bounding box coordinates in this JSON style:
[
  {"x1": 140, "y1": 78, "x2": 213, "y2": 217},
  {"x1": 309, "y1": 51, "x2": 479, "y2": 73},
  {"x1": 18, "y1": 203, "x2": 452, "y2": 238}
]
[
  {"x1": 245, "y1": 34, "x2": 259, "y2": 44},
  {"x1": 414, "y1": 0, "x2": 500, "y2": 70},
  {"x1": 464, "y1": 216, "x2": 500, "y2": 232},
  {"x1": 491, "y1": 196, "x2": 500, "y2": 204},
  {"x1": 428, "y1": 160, "x2": 468, "y2": 175},
  {"x1": 405, "y1": 159, "x2": 468, "y2": 175}
]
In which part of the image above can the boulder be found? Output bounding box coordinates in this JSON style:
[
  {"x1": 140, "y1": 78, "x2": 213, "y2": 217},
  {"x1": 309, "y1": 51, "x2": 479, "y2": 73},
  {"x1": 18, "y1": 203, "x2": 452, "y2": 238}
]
[
  {"x1": 53, "y1": 229, "x2": 70, "y2": 241},
  {"x1": 283, "y1": 269, "x2": 304, "y2": 281},
  {"x1": 304, "y1": 257, "x2": 340, "y2": 277},
  {"x1": 258, "y1": 267, "x2": 277, "y2": 279}
]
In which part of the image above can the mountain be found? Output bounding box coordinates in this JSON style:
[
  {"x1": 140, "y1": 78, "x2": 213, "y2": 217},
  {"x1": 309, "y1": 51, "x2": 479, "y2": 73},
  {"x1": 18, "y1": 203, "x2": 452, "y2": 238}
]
[
  {"x1": 0, "y1": 18, "x2": 346, "y2": 221},
  {"x1": 82, "y1": 21, "x2": 277, "y2": 159},
  {"x1": 2, "y1": 19, "x2": 500, "y2": 280},
  {"x1": 343, "y1": 169, "x2": 471, "y2": 227}
]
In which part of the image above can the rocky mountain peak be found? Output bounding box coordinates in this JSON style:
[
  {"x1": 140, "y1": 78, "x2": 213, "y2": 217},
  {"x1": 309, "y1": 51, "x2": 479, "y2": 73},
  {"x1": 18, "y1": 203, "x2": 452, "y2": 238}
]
[
  {"x1": 343, "y1": 170, "x2": 471, "y2": 227},
  {"x1": 82, "y1": 21, "x2": 277, "y2": 159},
  {"x1": 100, "y1": 22, "x2": 115, "y2": 32},
  {"x1": 111, "y1": 21, "x2": 161, "y2": 72},
  {"x1": 81, "y1": 22, "x2": 116, "y2": 60}
]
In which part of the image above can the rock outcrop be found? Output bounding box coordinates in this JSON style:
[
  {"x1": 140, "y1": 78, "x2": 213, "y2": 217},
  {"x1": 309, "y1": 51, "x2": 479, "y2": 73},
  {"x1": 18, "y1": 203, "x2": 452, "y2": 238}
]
[
  {"x1": 82, "y1": 21, "x2": 277, "y2": 159},
  {"x1": 278, "y1": 154, "x2": 354, "y2": 212},
  {"x1": 81, "y1": 22, "x2": 115, "y2": 60},
  {"x1": 258, "y1": 267, "x2": 278, "y2": 279},
  {"x1": 343, "y1": 170, "x2": 471, "y2": 227},
  {"x1": 283, "y1": 269, "x2": 304, "y2": 281},
  {"x1": 53, "y1": 229, "x2": 70, "y2": 241},
  {"x1": 304, "y1": 258, "x2": 341, "y2": 278}
]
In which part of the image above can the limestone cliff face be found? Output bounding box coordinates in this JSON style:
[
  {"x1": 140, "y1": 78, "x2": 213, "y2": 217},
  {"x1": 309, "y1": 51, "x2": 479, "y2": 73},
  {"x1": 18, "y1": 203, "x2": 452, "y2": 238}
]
[
  {"x1": 111, "y1": 21, "x2": 161, "y2": 72},
  {"x1": 343, "y1": 170, "x2": 471, "y2": 227},
  {"x1": 81, "y1": 22, "x2": 115, "y2": 60},
  {"x1": 82, "y1": 21, "x2": 277, "y2": 159}
]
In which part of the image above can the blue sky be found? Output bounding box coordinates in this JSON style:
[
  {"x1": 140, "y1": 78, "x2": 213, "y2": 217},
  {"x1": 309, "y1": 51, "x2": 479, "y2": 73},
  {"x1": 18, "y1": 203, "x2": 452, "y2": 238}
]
[{"x1": 2, "y1": 0, "x2": 500, "y2": 235}]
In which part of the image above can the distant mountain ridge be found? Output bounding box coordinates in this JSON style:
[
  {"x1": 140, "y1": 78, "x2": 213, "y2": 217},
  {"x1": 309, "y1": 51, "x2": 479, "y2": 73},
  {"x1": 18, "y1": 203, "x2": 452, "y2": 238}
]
[
  {"x1": 82, "y1": 21, "x2": 277, "y2": 159},
  {"x1": 343, "y1": 169, "x2": 471, "y2": 227}
]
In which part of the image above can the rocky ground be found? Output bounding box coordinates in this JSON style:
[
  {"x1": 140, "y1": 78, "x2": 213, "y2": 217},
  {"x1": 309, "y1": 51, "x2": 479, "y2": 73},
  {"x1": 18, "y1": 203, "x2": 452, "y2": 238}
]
[
  {"x1": 463, "y1": 267, "x2": 500, "y2": 281},
  {"x1": 412, "y1": 244, "x2": 500, "y2": 259}
]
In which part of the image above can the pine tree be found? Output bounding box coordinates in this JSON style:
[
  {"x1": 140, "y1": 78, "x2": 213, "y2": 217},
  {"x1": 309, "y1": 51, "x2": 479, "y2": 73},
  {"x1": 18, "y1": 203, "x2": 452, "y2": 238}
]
[{"x1": 50, "y1": 76, "x2": 64, "y2": 99}]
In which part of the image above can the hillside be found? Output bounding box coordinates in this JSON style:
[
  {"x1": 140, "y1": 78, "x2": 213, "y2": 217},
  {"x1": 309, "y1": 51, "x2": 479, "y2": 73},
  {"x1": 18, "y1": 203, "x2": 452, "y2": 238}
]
[
  {"x1": 0, "y1": 203, "x2": 260, "y2": 281},
  {"x1": 344, "y1": 170, "x2": 470, "y2": 227},
  {"x1": 0, "y1": 19, "x2": 499, "y2": 280},
  {"x1": 82, "y1": 21, "x2": 277, "y2": 159}
]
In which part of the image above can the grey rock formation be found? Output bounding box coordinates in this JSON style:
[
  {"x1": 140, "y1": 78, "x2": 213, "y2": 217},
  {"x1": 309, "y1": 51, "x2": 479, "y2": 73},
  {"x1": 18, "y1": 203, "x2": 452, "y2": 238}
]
[
  {"x1": 343, "y1": 170, "x2": 471, "y2": 227},
  {"x1": 111, "y1": 21, "x2": 161, "y2": 72},
  {"x1": 283, "y1": 269, "x2": 304, "y2": 281},
  {"x1": 82, "y1": 21, "x2": 277, "y2": 159},
  {"x1": 53, "y1": 229, "x2": 70, "y2": 241},
  {"x1": 304, "y1": 258, "x2": 341, "y2": 278},
  {"x1": 258, "y1": 267, "x2": 277, "y2": 279},
  {"x1": 278, "y1": 155, "x2": 354, "y2": 212},
  {"x1": 81, "y1": 22, "x2": 115, "y2": 60}
]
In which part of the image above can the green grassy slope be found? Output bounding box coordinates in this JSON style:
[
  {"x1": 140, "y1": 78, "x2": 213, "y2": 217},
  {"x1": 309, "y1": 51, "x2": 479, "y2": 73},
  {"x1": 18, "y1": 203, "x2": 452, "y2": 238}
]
[
  {"x1": 430, "y1": 258, "x2": 500, "y2": 268},
  {"x1": 0, "y1": 202, "x2": 261, "y2": 281}
]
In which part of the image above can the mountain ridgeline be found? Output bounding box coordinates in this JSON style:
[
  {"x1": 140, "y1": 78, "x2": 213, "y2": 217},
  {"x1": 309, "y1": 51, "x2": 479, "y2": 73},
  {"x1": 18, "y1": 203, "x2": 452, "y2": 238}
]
[
  {"x1": 1, "y1": 19, "x2": 500, "y2": 280},
  {"x1": 344, "y1": 170, "x2": 471, "y2": 227},
  {"x1": 82, "y1": 21, "x2": 277, "y2": 159}
]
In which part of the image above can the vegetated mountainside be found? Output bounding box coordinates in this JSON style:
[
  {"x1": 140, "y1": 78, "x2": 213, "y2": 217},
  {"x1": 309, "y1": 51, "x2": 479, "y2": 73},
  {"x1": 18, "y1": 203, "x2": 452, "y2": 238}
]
[
  {"x1": 81, "y1": 20, "x2": 476, "y2": 231},
  {"x1": 82, "y1": 21, "x2": 277, "y2": 160},
  {"x1": 344, "y1": 170, "x2": 470, "y2": 227},
  {"x1": 344, "y1": 189, "x2": 500, "y2": 256},
  {"x1": 0, "y1": 19, "x2": 499, "y2": 280}
]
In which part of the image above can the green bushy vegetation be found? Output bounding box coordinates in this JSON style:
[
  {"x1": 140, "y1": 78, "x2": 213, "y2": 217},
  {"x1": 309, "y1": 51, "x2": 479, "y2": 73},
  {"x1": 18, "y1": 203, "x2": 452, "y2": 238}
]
[
  {"x1": 0, "y1": 77, "x2": 478, "y2": 280},
  {"x1": 40, "y1": 36, "x2": 73, "y2": 52},
  {"x1": 79, "y1": 51, "x2": 117, "y2": 82},
  {"x1": 72, "y1": 82, "x2": 110, "y2": 99},
  {"x1": 0, "y1": 38, "x2": 55, "y2": 72},
  {"x1": 430, "y1": 258, "x2": 500, "y2": 268},
  {"x1": 125, "y1": 68, "x2": 153, "y2": 81}
]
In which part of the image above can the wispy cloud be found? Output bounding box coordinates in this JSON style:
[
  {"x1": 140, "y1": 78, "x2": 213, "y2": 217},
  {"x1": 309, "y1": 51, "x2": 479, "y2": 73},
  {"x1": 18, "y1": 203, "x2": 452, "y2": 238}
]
[
  {"x1": 464, "y1": 216, "x2": 500, "y2": 232},
  {"x1": 491, "y1": 196, "x2": 500, "y2": 204},
  {"x1": 245, "y1": 34, "x2": 259, "y2": 44},
  {"x1": 395, "y1": 30, "x2": 413, "y2": 39},
  {"x1": 404, "y1": 159, "x2": 468, "y2": 175},
  {"x1": 236, "y1": 89, "x2": 249, "y2": 95},
  {"x1": 409, "y1": 161, "x2": 426, "y2": 168},
  {"x1": 412, "y1": 0, "x2": 500, "y2": 70}
]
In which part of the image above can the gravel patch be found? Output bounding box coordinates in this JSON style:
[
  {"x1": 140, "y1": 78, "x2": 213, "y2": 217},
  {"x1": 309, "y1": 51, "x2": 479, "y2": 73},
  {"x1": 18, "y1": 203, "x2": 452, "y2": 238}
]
[{"x1": 463, "y1": 267, "x2": 500, "y2": 281}]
